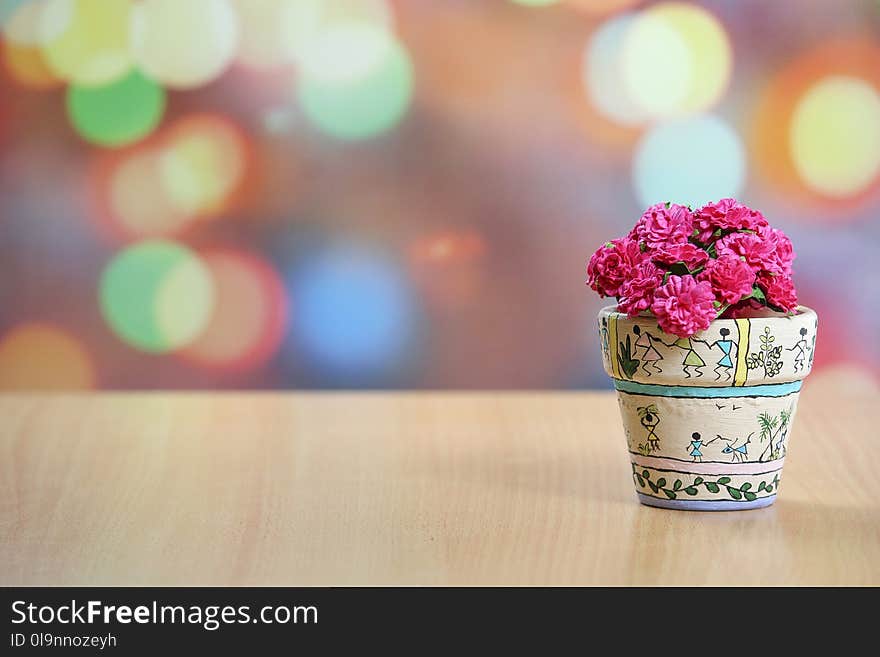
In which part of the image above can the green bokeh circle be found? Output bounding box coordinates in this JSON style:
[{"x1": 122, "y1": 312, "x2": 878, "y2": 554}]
[
  {"x1": 67, "y1": 70, "x2": 166, "y2": 147},
  {"x1": 298, "y1": 40, "x2": 413, "y2": 141},
  {"x1": 99, "y1": 240, "x2": 211, "y2": 353}
]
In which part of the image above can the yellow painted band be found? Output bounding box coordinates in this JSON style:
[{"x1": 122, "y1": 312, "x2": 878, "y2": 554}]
[
  {"x1": 608, "y1": 314, "x2": 620, "y2": 379},
  {"x1": 734, "y1": 318, "x2": 750, "y2": 387}
]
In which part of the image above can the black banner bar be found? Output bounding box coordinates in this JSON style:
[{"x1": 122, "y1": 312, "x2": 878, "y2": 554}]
[{"x1": 0, "y1": 587, "x2": 866, "y2": 650}]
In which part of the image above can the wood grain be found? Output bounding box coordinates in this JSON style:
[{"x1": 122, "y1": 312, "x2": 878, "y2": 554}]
[{"x1": 1, "y1": 389, "x2": 877, "y2": 586}]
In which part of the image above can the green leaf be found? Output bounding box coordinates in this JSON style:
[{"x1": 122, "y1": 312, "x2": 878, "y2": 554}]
[
  {"x1": 744, "y1": 492, "x2": 757, "y2": 502},
  {"x1": 765, "y1": 484, "x2": 774, "y2": 493},
  {"x1": 635, "y1": 474, "x2": 645, "y2": 487},
  {"x1": 726, "y1": 486, "x2": 742, "y2": 500},
  {"x1": 673, "y1": 480, "x2": 682, "y2": 491},
  {"x1": 693, "y1": 477, "x2": 703, "y2": 485},
  {"x1": 717, "y1": 477, "x2": 731, "y2": 485},
  {"x1": 757, "y1": 481, "x2": 766, "y2": 491},
  {"x1": 642, "y1": 470, "x2": 650, "y2": 479},
  {"x1": 648, "y1": 481, "x2": 659, "y2": 493},
  {"x1": 740, "y1": 482, "x2": 752, "y2": 491},
  {"x1": 656, "y1": 477, "x2": 666, "y2": 488},
  {"x1": 705, "y1": 483, "x2": 720, "y2": 494},
  {"x1": 684, "y1": 487, "x2": 698, "y2": 496},
  {"x1": 663, "y1": 489, "x2": 676, "y2": 500}
]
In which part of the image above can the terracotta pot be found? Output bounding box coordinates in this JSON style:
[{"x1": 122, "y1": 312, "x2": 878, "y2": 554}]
[{"x1": 598, "y1": 305, "x2": 817, "y2": 511}]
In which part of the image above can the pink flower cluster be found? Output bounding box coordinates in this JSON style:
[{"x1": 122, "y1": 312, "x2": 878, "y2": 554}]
[{"x1": 587, "y1": 199, "x2": 798, "y2": 338}]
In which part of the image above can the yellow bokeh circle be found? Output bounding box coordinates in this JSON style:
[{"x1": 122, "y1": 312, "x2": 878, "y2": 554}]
[
  {"x1": 789, "y1": 75, "x2": 880, "y2": 198},
  {"x1": 41, "y1": 0, "x2": 133, "y2": 86},
  {"x1": 589, "y1": 1, "x2": 731, "y2": 123}
]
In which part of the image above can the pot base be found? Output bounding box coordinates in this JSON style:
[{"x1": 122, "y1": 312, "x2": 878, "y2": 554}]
[{"x1": 637, "y1": 493, "x2": 776, "y2": 511}]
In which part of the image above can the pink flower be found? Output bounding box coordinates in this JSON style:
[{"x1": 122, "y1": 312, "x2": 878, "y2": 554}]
[
  {"x1": 652, "y1": 242, "x2": 709, "y2": 270},
  {"x1": 618, "y1": 261, "x2": 663, "y2": 317},
  {"x1": 716, "y1": 231, "x2": 776, "y2": 272},
  {"x1": 586, "y1": 237, "x2": 645, "y2": 297},
  {"x1": 650, "y1": 274, "x2": 717, "y2": 337},
  {"x1": 633, "y1": 203, "x2": 693, "y2": 249},
  {"x1": 694, "y1": 198, "x2": 769, "y2": 243},
  {"x1": 763, "y1": 227, "x2": 795, "y2": 275},
  {"x1": 757, "y1": 271, "x2": 798, "y2": 312},
  {"x1": 698, "y1": 254, "x2": 756, "y2": 305}
]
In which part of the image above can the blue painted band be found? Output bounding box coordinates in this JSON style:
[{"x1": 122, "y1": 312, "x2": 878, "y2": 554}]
[
  {"x1": 637, "y1": 493, "x2": 777, "y2": 511},
  {"x1": 614, "y1": 379, "x2": 802, "y2": 398}
]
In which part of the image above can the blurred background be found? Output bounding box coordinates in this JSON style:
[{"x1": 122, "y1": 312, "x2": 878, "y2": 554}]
[{"x1": 0, "y1": 0, "x2": 878, "y2": 391}]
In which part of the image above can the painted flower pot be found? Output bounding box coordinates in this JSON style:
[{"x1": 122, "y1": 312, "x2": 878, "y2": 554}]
[{"x1": 598, "y1": 305, "x2": 817, "y2": 511}]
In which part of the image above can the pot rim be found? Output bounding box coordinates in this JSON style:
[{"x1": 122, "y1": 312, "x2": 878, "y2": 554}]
[{"x1": 598, "y1": 304, "x2": 816, "y2": 330}]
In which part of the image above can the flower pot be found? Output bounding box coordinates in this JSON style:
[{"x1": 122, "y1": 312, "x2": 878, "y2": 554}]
[{"x1": 598, "y1": 305, "x2": 817, "y2": 511}]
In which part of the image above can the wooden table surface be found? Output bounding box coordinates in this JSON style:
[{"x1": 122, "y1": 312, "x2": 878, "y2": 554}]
[{"x1": 1, "y1": 389, "x2": 877, "y2": 586}]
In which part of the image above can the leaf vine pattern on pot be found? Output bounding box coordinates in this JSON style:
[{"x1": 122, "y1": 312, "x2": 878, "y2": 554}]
[
  {"x1": 746, "y1": 326, "x2": 784, "y2": 377},
  {"x1": 632, "y1": 463, "x2": 780, "y2": 503}
]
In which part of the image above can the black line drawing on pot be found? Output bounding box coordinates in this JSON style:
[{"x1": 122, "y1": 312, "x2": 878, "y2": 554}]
[
  {"x1": 786, "y1": 327, "x2": 810, "y2": 373},
  {"x1": 636, "y1": 404, "x2": 661, "y2": 454},
  {"x1": 709, "y1": 327, "x2": 736, "y2": 381},
  {"x1": 632, "y1": 325, "x2": 663, "y2": 376},
  {"x1": 688, "y1": 432, "x2": 704, "y2": 462},
  {"x1": 706, "y1": 432, "x2": 753, "y2": 463},
  {"x1": 665, "y1": 336, "x2": 709, "y2": 378}
]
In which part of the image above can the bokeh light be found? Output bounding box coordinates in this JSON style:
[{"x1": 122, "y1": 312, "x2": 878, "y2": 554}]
[
  {"x1": 102, "y1": 146, "x2": 189, "y2": 239},
  {"x1": 583, "y1": 13, "x2": 645, "y2": 126},
  {"x1": 131, "y1": 0, "x2": 238, "y2": 89},
  {"x1": 41, "y1": 0, "x2": 133, "y2": 86},
  {"x1": 586, "y1": 2, "x2": 731, "y2": 124},
  {"x1": 182, "y1": 249, "x2": 287, "y2": 371},
  {"x1": 231, "y1": 0, "x2": 299, "y2": 70},
  {"x1": 158, "y1": 114, "x2": 248, "y2": 217},
  {"x1": 66, "y1": 69, "x2": 166, "y2": 147},
  {"x1": 297, "y1": 25, "x2": 413, "y2": 140},
  {"x1": 100, "y1": 241, "x2": 215, "y2": 353},
  {"x1": 0, "y1": 323, "x2": 95, "y2": 390},
  {"x1": 750, "y1": 37, "x2": 880, "y2": 210},
  {"x1": 1, "y1": 0, "x2": 70, "y2": 46},
  {"x1": 231, "y1": 0, "x2": 394, "y2": 70},
  {"x1": 640, "y1": 2, "x2": 731, "y2": 115},
  {"x1": 789, "y1": 75, "x2": 880, "y2": 199},
  {"x1": 1, "y1": 1, "x2": 879, "y2": 389},
  {"x1": 290, "y1": 246, "x2": 416, "y2": 375},
  {"x1": 1, "y1": 39, "x2": 62, "y2": 89},
  {"x1": 633, "y1": 114, "x2": 745, "y2": 208},
  {"x1": 409, "y1": 231, "x2": 486, "y2": 310}
]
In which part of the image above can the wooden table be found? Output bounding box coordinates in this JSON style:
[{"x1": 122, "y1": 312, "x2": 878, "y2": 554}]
[{"x1": 1, "y1": 389, "x2": 877, "y2": 586}]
